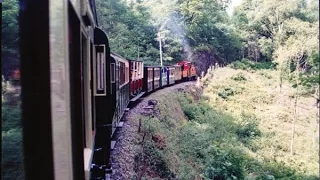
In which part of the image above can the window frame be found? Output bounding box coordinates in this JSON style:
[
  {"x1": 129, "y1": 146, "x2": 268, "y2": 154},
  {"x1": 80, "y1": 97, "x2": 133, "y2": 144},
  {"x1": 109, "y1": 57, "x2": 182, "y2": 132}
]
[{"x1": 94, "y1": 45, "x2": 106, "y2": 96}]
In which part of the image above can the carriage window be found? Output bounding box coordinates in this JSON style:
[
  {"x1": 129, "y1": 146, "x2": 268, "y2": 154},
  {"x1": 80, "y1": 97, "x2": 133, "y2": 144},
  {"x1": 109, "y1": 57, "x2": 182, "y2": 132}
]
[
  {"x1": 138, "y1": 63, "x2": 141, "y2": 77},
  {"x1": 90, "y1": 43, "x2": 95, "y2": 133},
  {"x1": 138, "y1": 62, "x2": 141, "y2": 76},
  {"x1": 116, "y1": 62, "x2": 120, "y2": 82},
  {"x1": 119, "y1": 62, "x2": 123, "y2": 85},
  {"x1": 124, "y1": 64, "x2": 126, "y2": 83},
  {"x1": 131, "y1": 62, "x2": 134, "y2": 79},
  {"x1": 134, "y1": 62, "x2": 137, "y2": 72},
  {"x1": 142, "y1": 64, "x2": 144, "y2": 77},
  {"x1": 122, "y1": 63, "x2": 125, "y2": 84},
  {"x1": 96, "y1": 52, "x2": 105, "y2": 91},
  {"x1": 126, "y1": 67, "x2": 129, "y2": 82},
  {"x1": 123, "y1": 63, "x2": 125, "y2": 84},
  {"x1": 125, "y1": 66, "x2": 127, "y2": 83},
  {"x1": 95, "y1": 45, "x2": 106, "y2": 96},
  {"x1": 136, "y1": 62, "x2": 139, "y2": 75},
  {"x1": 170, "y1": 69, "x2": 174, "y2": 76},
  {"x1": 125, "y1": 66, "x2": 127, "y2": 82},
  {"x1": 110, "y1": 63, "x2": 115, "y2": 83},
  {"x1": 148, "y1": 69, "x2": 152, "y2": 80}
]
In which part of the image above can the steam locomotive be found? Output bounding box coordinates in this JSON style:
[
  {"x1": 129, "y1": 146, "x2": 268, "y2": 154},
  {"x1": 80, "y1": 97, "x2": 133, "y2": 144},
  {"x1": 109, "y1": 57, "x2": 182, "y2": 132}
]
[{"x1": 18, "y1": 0, "x2": 196, "y2": 179}]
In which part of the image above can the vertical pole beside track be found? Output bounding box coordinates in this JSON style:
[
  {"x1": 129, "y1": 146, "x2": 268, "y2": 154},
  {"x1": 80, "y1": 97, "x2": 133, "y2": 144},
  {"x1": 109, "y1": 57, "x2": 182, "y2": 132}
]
[
  {"x1": 158, "y1": 31, "x2": 163, "y2": 67},
  {"x1": 196, "y1": 77, "x2": 201, "y2": 87}
]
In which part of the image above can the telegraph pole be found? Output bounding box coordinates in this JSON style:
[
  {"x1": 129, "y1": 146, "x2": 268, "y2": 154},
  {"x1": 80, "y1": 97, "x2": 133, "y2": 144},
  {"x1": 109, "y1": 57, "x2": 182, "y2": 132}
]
[
  {"x1": 158, "y1": 31, "x2": 163, "y2": 66},
  {"x1": 137, "y1": 46, "x2": 140, "y2": 61}
]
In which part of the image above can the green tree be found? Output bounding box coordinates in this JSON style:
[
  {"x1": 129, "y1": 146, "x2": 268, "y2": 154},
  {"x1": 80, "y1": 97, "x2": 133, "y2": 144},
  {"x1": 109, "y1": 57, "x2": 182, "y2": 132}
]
[
  {"x1": 96, "y1": 0, "x2": 159, "y2": 62},
  {"x1": 2, "y1": 0, "x2": 19, "y2": 79}
]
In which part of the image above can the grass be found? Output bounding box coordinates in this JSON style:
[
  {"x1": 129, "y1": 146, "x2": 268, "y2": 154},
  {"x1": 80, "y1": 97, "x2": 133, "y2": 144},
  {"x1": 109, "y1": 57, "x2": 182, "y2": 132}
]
[
  {"x1": 202, "y1": 67, "x2": 319, "y2": 177},
  {"x1": 134, "y1": 65, "x2": 319, "y2": 179}
]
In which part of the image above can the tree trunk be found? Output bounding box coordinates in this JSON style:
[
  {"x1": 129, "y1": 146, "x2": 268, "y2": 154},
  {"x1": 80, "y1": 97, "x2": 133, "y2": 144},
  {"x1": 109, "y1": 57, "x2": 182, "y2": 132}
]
[
  {"x1": 290, "y1": 95, "x2": 298, "y2": 155},
  {"x1": 313, "y1": 87, "x2": 319, "y2": 147},
  {"x1": 279, "y1": 65, "x2": 284, "y2": 93},
  {"x1": 313, "y1": 109, "x2": 318, "y2": 148},
  {"x1": 290, "y1": 89, "x2": 298, "y2": 155},
  {"x1": 291, "y1": 60, "x2": 302, "y2": 155}
]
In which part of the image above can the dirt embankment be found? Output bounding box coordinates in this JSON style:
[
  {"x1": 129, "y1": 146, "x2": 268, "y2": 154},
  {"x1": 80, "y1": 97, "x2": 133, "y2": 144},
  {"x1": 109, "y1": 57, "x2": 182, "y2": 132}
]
[{"x1": 110, "y1": 81, "x2": 197, "y2": 180}]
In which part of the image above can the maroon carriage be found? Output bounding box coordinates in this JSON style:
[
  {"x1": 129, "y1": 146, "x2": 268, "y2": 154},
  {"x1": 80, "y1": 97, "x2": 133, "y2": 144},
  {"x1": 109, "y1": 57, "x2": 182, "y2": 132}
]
[{"x1": 129, "y1": 59, "x2": 144, "y2": 98}]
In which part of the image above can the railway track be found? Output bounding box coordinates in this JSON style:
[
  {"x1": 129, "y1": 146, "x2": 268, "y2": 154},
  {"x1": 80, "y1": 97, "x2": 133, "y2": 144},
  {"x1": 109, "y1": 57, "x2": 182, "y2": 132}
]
[{"x1": 109, "y1": 81, "x2": 195, "y2": 180}]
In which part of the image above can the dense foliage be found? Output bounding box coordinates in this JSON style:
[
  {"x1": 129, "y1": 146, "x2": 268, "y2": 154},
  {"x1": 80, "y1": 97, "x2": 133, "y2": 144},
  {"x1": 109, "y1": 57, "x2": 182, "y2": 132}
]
[
  {"x1": 2, "y1": 1, "x2": 24, "y2": 179},
  {"x1": 95, "y1": 0, "x2": 319, "y2": 91},
  {"x1": 135, "y1": 64, "x2": 319, "y2": 179},
  {"x1": 137, "y1": 86, "x2": 318, "y2": 179},
  {"x1": 2, "y1": 103, "x2": 24, "y2": 180},
  {"x1": 96, "y1": 0, "x2": 243, "y2": 70},
  {"x1": 1, "y1": 0, "x2": 319, "y2": 179},
  {"x1": 2, "y1": 0, "x2": 19, "y2": 79},
  {"x1": 232, "y1": 0, "x2": 319, "y2": 93},
  {"x1": 3, "y1": 0, "x2": 318, "y2": 84}
]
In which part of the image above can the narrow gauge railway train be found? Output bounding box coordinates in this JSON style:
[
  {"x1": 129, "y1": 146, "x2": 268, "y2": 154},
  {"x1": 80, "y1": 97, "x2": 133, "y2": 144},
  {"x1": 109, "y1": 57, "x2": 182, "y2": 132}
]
[{"x1": 17, "y1": 0, "x2": 196, "y2": 179}]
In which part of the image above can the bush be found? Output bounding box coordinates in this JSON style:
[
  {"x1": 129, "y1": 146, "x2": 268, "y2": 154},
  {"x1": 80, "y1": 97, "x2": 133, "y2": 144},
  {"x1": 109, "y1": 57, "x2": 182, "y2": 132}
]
[
  {"x1": 236, "y1": 113, "x2": 261, "y2": 142},
  {"x1": 259, "y1": 71, "x2": 273, "y2": 79},
  {"x1": 2, "y1": 105, "x2": 21, "y2": 131},
  {"x1": 229, "y1": 59, "x2": 276, "y2": 71},
  {"x1": 144, "y1": 141, "x2": 174, "y2": 178},
  {"x1": 218, "y1": 88, "x2": 235, "y2": 99},
  {"x1": 2, "y1": 104, "x2": 24, "y2": 180},
  {"x1": 179, "y1": 94, "x2": 204, "y2": 121},
  {"x1": 2, "y1": 128, "x2": 25, "y2": 180},
  {"x1": 231, "y1": 72, "x2": 247, "y2": 81},
  {"x1": 138, "y1": 91, "x2": 318, "y2": 180},
  {"x1": 182, "y1": 104, "x2": 200, "y2": 120},
  {"x1": 204, "y1": 143, "x2": 246, "y2": 179}
]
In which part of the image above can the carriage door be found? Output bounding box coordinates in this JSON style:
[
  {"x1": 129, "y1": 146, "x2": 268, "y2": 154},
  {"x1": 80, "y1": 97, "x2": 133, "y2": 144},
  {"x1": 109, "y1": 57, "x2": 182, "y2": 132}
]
[
  {"x1": 90, "y1": 42, "x2": 96, "y2": 137},
  {"x1": 68, "y1": 6, "x2": 85, "y2": 179},
  {"x1": 80, "y1": 33, "x2": 86, "y2": 148},
  {"x1": 81, "y1": 32, "x2": 93, "y2": 152}
]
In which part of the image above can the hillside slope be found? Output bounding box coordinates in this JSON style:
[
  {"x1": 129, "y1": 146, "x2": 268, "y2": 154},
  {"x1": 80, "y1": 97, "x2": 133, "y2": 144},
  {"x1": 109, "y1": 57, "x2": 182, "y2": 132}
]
[
  {"x1": 202, "y1": 67, "x2": 319, "y2": 176},
  {"x1": 111, "y1": 67, "x2": 319, "y2": 180}
]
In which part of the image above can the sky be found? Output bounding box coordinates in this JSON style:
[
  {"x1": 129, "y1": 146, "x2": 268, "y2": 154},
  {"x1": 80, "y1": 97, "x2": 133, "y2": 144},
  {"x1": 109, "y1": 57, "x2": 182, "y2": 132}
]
[{"x1": 227, "y1": 0, "x2": 243, "y2": 16}]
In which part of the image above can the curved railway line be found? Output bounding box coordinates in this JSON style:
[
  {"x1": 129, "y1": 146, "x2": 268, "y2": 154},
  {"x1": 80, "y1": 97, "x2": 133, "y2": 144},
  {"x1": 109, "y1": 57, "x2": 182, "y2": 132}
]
[
  {"x1": 109, "y1": 81, "x2": 195, "y2": 180},
  {"x1": 17, "y1": 0, "x2": 198, "y2": 179}
]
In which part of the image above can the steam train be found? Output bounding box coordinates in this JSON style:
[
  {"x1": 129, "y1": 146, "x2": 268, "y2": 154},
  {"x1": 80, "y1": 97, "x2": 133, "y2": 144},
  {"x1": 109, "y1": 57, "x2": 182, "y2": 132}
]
[{"x1": 18, "y1": 0, "x2": 196, "y2": 179}]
